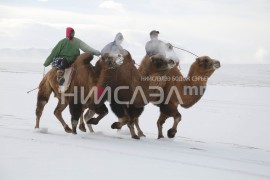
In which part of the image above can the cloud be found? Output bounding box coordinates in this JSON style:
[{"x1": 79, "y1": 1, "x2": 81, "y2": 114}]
[
  {"x1": 37, "y1": 0, "x2": 48, "y2": 2},
  {"x1": 98, "y1": 1, "x2": 125, "y2": 12},
  {"x1": 1, "y1": 2, "x2": 270, "y2": 64}
]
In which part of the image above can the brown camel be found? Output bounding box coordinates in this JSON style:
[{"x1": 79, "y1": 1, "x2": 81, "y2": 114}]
[
  {"x1": 154, "y1": 56, "x2": 221, "y2": 139},
  {"x1": 35, "y1": 53, "x2": 108, "y2": 134},
  {"x1": 91, "y1": 54, "x2": 220, "y2": 139},
  {"x1": 88, "y1": 51, "x2": 177, "y2": 139},
  {"x1": 108, "y1": 55, "x2": 220, "y2": 139}
]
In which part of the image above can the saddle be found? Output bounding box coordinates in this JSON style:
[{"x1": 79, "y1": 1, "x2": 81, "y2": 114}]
[{"x1": 58, "y1": 65, "x2": 74, "y2": 93}]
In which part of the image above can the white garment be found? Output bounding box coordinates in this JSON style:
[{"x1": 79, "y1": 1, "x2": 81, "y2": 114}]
[{"x1": 101, "y1": 32, "x2": 124, "y2": 56}]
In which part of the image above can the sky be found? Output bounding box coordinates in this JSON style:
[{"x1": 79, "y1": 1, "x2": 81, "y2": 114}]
[{"x1": 0, "y1": 0, "x2": 270, "y2": 64}]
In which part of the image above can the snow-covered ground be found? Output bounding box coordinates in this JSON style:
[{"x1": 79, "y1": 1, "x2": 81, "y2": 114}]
[{"x1": 1, "y1": 62, "x2": 270, "y2": 180}]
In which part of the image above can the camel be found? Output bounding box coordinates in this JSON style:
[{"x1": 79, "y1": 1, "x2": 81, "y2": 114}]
[
  {"x1": 35, "y1": 53, "x2": 108, "y2": 134},
  {"x1": 89, "y1": 53, "x2": 220, "y2": 139},
  {"x1": 154, "y1": 56, "x2": 221, "y2": 139},
  {"x1": 87, "y1": 51, "x2": 177, "y2": 139},
  {"x1": 110, "y1": 55, "x2": 221, "y2": 139}
]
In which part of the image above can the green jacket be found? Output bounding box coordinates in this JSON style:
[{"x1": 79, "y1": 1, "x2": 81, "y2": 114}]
[{"x1": 43, "y1": 37, "x2": 101, "y2": 67}]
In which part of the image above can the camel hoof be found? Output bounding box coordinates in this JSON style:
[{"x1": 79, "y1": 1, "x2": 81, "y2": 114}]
[
  {"x1": 111, "y1": 122, "x2": 122, "y2": 129},
  {"x1": 167, "y1": 128, "x2": 177, "y2": 138},
  {"x1": 79, "y1": 124, "x2": 86, "y2": 132},
  {"x1": 87, "y1": 118, "x2": 99, "y2": 125},
  {"x1": 138, "y1": 132, "x2": 146, "y2": 137},
  {"x1": 72, "y1": 128, "x2": 77, "y2": 135},
  {"x1": 158, "y1": 135, "x2": 164, "y2": 139},
  {"x1": 132, "y1": 135, "x2": 140, "y2": 140},
  {"x1": 64, "y1": 126, "x2": 72, "y2": 133}
]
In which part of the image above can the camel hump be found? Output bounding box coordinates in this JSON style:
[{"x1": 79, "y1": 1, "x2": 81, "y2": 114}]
[
  {"x1": 74, "y1": 53, "x2": 94, "y2": 66},
  {"x1": 139, "y1": 56, "x2": 150, "y2": 67}
]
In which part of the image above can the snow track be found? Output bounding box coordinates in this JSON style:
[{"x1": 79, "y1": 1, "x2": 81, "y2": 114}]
[{"x1": 1, "y1": 63, "x2": 270, "y2": 179}]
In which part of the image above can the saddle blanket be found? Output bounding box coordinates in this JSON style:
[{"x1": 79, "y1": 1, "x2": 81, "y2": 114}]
[{"x1": 59, "y1": 65, "x2": 74, "y2": 93}]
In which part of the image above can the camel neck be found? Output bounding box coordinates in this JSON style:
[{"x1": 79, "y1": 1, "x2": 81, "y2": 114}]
[
  {"x1": 186, "y1": 67, "x2": 209, "y2": 87},
  {"x1": 179, "y1": 65, "x2": 208, "y2": 108}
]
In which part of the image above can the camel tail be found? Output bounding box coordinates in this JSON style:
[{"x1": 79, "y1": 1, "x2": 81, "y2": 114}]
[{"x1": 74, "y1": 53, "x2": 94, "y2": 66}]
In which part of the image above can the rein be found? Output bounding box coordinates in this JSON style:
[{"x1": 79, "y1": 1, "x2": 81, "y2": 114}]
[
  {"x1": 27, "y1": 67, "x2": 46, "y2": 93},
  {"x1": 134, "y1": 45, "x2": 199, "y2": 69},
  {"x1": 172, "y1": 45, "x2": 199, "y2": 58}
]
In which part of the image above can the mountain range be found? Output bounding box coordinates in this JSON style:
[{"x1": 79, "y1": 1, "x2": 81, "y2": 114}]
[{"x1": 0, "y1": 48, "x2": 51, "y2": 63}]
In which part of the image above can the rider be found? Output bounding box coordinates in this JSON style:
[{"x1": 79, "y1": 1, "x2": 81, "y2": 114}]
[
  {"x1": 43, "y1": 27, "x2": 101, "y2": 85},
  {"x1": 101, "y1": 32, "x2": 125, "y2": 57},
  {"x1": 145, "y1": 30, "x2": 179, "y2": 63}
]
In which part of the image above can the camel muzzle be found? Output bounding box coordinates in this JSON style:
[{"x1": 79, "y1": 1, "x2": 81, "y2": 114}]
[
  {"x1": 168, "y1": 59, "x2": 177, "y2": 69},
  {"x1": 213, "y1": 60, "x2": 221, "y2": 70}
]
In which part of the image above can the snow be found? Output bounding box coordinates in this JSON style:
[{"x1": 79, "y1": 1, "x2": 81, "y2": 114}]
[{"x1": 1, "y1": 63, "x2": 270, "y2": 180}]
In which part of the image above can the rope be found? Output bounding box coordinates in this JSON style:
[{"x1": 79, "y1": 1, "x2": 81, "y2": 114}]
[
  {"x1": 172, "y1": 45, "x2": 199, "y2": 58},
  {"x1": 26, "y1": 87, "x2": 38, "y2": 94},
  {"x1": 134, "y1": 45, "x2": 199, "y2": 67},
  {"x1": 26, "y1": 67, "x2": 46, "y2": 94}
]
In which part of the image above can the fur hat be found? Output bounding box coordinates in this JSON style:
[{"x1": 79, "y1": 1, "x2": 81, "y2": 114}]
[{"x1": 150, "y1": 30, "x2": 159, "y2": 36}]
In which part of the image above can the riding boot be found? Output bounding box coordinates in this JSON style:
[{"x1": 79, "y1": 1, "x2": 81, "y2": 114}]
[{"x1": 56, "y1": 69, "x2": 65, "y2": 86}]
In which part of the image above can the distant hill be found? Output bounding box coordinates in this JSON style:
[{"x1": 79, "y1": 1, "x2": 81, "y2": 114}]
[{"x1": 0, "y1": 48, "x2": 51, "y2": 63}]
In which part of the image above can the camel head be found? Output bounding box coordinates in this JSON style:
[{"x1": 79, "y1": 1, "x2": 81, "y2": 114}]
[
  {"x1": 149, "y1": 54, "x2": 177, "y2": 71},
  {"x1": 99, "y1": 50, "x2": 134, "y2": 70},
  {"x1": 99, "y1": 53, "x2": 123, "y2": 69},
  {"x1": 190, "y1": 56, "x2": 221, "y2": 78}
]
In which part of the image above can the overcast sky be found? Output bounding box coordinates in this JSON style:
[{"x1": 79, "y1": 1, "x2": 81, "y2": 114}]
[{"x1": 0, "y1": 0, "x2": 270, "y2": 64}]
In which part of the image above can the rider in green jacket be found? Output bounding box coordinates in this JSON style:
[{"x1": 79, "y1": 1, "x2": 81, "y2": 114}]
[{"x1": 44, "y1": 27, "x2": 101, "y2": 85}]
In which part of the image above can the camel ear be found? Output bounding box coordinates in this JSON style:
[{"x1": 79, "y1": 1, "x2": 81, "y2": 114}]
[
  {"x1": 196, "y1": 57, "x2": 201, "y2": 64},
  {"x1": 150, "y1": 57, "x2": 160, "y2": 65}
]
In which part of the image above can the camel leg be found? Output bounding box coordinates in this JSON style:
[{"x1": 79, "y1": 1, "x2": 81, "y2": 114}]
[
  {"x1": 87, "y1": 104, "x2": 108, "y2": 125},
  {"x1": 157, "y1": 113, "x2": 169, "y2": 139},
  {"x1": 54, "y1": 101, "x2": 72, "y2": 133},
  {"x1": 111, "y1": 115, "x2": 139, "y2": 139},
  {"x1": 35, "y1": 95, "x2": 49, "y2": 129},
  {"x1": 126, "y1": 117, "x2": 139, "y2": 139},
  {"x1": 111, "y1": 104, "x2": 144, "y2": 137},
  {"x1": 128, "y1": 106, "x2": 145, "y2": 137},
  {"x1": 110, "y1": 101, "x2": 126, "y2": 129},
  {"x1": 109, "y1": 102, "x2": 139, "y2": 139},
  {"x1": 111, "y1": 115, "x2": 129, "y2": 130},
  {"x1": 69, "y1": 103, "x2": 83, "y2": 134},
  {"x1": 167, "y1": 112, "x2": 181, "y2": 138},
  {"x1": 83, "y1": 109, "x2": 95, "y2": 133},
  {"x1": 79, "y1": 113, "x2": 87, "y2": 132},
  {"x1": 134, "y1": 118, "x2": 145, "y2": 137},
  {"x1": 35, "y1": 79, "x2": 52, "y2": 129}
]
